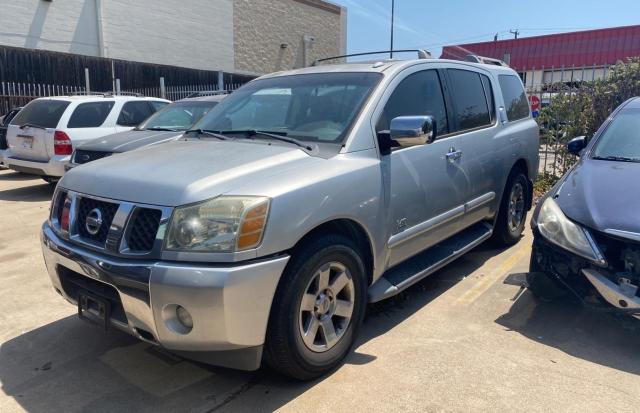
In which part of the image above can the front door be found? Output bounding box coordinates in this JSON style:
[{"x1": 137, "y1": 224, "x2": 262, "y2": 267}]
[{"x1": 377, "y1": 68, "x2": 472, "y2": 267}]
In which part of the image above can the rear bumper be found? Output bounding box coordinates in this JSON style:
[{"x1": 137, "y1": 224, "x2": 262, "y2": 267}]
[
  {"x1": 6, "y1": 153, "x2": 69, "y2": 177},
  {"x1": 41, "y1": 222, "x2": 290, "y2": 370}
]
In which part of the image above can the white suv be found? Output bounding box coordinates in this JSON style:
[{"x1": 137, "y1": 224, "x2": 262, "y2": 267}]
[{"x1": 4, "y1": 95, "x2": 169, "y2": 183}]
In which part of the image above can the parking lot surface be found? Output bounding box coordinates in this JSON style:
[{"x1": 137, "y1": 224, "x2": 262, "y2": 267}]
[{"x1": 1, "y1": 169, "x2": 639, "y2": 412}]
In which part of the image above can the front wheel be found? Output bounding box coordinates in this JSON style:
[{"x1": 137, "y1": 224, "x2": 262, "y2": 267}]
[
  {"x1": 493, "y1": 171, "x2": 529, "y2": 245},
  {"x1": 264, "y1": 234, "x2": 367, "y2": 380}
]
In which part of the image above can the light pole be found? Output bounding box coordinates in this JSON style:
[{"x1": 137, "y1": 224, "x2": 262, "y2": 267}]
[{"x1": 390, "y1": 0, "x2": 395, "y2": 58}]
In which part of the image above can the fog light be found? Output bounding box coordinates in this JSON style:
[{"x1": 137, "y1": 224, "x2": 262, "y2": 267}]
[{"x1": 176, "y1": 305, "x2": 193, "y2": 329}]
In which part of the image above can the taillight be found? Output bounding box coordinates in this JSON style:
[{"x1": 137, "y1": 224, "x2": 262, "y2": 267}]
[
  {"x1": 54, "y1": 130, "x2": 73, "y2": 155},
  {"x1": 60, "y1": 196, "x2": 71, "y2": 233}
]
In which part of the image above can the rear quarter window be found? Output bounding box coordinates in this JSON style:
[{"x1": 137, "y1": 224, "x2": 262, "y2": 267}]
[
  {"x1": 10, "y1": 100, "x2": 70, "y2": 128},
  {"x1": 447, "y1": 69, "x2": 492, "y2": 131},
  {"x1": 498, "y1": 75, "x2": 530, "y2": 121},
  {"x1": 67, "y1": 101, "x2": 115, "y2": 128}
]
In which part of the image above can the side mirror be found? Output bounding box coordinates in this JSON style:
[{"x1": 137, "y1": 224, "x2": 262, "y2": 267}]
[
  {"x1": 567, "y1": 136, "x2": 587, "y2": 156},
  {"x1": 390, "y1": 116, "x2": 437, "y2": 148}
]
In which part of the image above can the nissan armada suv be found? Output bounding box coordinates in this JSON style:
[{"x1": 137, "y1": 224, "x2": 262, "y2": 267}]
[{"x1": 41, "y1": 53, "x2": 539, "y2": 380}]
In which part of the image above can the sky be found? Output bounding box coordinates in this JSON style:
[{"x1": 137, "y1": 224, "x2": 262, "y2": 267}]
[{"x1": 331, "y1": 0, "x2": 640, "y2": 59}]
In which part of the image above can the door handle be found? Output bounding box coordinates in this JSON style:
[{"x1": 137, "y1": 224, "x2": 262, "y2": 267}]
[{"x1": 445, "y1": 148, "x2": 462, "y2": 161}]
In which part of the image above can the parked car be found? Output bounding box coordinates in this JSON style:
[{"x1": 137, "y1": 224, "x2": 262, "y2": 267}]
[
  {"x1": 0, "y1": 106, "x2": 22, "y2": 168},
  {"x1": 4, "y1": 95, "x2": 169, "y2": 183},
  {"x1": 67, "y1": 94, "x2": 226, "y2": 169},
  {"x1": 41, "y1": 54, "x2": 538, "y2": 379},
  {"x1": 528, "y1": 97, "x2": 640, "y2": 320}
]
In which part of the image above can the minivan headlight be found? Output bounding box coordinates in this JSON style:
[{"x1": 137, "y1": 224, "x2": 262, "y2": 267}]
[
  {"x1": 165, "y1": 196, "x2": 269, "y2": 252},
  {"x1": 537, "y1": 197, "x2": 604, "y2": 264}
]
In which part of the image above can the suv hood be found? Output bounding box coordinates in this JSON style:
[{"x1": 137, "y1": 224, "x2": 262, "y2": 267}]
[
  {"x1": 61, "y1": 139, "x2": 320, "y2": 206},
  {"x1": 555, "y1": 158, "x2": 640, "y2": 234},
  {"x1": 78, "y1": 130, "x2": 182, "y2": 153}
]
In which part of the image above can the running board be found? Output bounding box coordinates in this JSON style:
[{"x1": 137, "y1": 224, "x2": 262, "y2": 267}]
[{"x1": 368, "y1": 222, "x2": 493, "y2": 303}]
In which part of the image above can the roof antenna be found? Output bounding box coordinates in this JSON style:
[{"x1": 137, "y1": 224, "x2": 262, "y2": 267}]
[{"x1": 509, "y1": 29, "x2": 520, "y2": 39}]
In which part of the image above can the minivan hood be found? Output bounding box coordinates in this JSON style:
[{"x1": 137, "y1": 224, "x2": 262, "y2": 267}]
[
  {"x1": 77, "y1": 130, "x2": 182, "y2": 153},
  {"x1": 555, "y1": 158, "x2": 640, "y2": 234},
  {"x1": 61, "y1": 139, "x2": 319, "y2": 206}
]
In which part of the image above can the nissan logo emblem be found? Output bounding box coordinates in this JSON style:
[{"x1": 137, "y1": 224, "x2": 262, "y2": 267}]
[{"x1": 85, "y1": 208, "x2": 103, "y2": 235}]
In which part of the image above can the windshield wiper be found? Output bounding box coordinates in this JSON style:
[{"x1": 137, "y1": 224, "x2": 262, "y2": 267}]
[
  {"x1": 221, "y1": 129, "x2": 313, "y2": 151},
  {"x1": 19, "y1": 123, "x2": 46, "y2": 130},
  {"x1": 144, "y1": 127, "x2": 180, "y2": 132},
  {"x1": 592, "y1": 155, "x2": 640, "y2": 162},
  {"x1": 184, "y1": 129, "x2": 229, "y2": 140}
]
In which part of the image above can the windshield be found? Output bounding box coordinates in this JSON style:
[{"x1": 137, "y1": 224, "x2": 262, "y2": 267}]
[
  {"x1": 138, "y1": 101, "x2": 219, "y2": 131},
  {"x1": 194, "y1": 72, "x2": 382, "y2": 143},
  {"x1": 10, "y1": 99, "x2": 70, "y2": 128},
  {"x1": 592, "y1": 110, "x2": 640, "y2": 162}
]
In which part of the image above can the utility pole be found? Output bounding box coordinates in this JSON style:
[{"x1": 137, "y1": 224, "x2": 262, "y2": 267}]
[
  {"x1": 390, "y1": 0, "x2": 395, "y2": 59},
  {"x1": 510, "y1": 29, "x2": 520, "y2": 39}
]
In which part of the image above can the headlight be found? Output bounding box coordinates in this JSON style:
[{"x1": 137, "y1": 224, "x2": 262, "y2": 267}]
[
  {"x1": 537, "y1": 197, "x2": 605, "y2": 264},
  {"x1": 165, "y1": 196, "x2": 269, "y2": 252}
]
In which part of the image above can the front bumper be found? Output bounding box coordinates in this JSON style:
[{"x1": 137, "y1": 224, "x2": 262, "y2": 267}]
[
  {"x1": 531, "y1": 230, "x2": 640, "y2": 319},
  {"x1": 6, "y1": 154, "x2": 69, "y2": 177},
  {"x1": 41, "y1": 222, "x2": 290, "y2": 370}
]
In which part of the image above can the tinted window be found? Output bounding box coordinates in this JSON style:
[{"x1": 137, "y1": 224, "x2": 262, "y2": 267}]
[
  {"x1": 67, "y1": 101, "x2": 115, "y2": 128},
  {"x1": 376, "y1": 70, "x2": 448, "y2": 136},
  {"x1": 447, "y1": 69, "x2": 491, "y2": 131},
  {"x1": 150, "y1": 101, "x2": 169, "y2": 111},
  {"x1": 197, "y1": 73, "x2": 382, "y2": 143},
  {"x1": 10, "y1": 100, "x2": 70, "y2": 128},
  {"x1": 592, "y1": 110, "x2": 640, "y2": 160},
  {"x1": 117, "y1": 101, "x2": 154, "y2": 126},
  {"x1": 481, "y1": 74, "x2": 496, "y2": 124},
  {"x1": 139, "y1": 101, "x2": 218, "y2": 131},
  {"x1": 499, "y1": 75, "x2": 530, "y2": 121}
]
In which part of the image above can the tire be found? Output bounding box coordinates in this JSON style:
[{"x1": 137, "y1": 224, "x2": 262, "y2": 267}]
[
  {"x1": 526, "y1": 254, "x2": 568, "y2": 301},
  {"x1": 493, "y1": 170, "x2": 529, "y2": 246},
  {"x1": 264, "y1": 234, "x2": 367, "y2": 380}
]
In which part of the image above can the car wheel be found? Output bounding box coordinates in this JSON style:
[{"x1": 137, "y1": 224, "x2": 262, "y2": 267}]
[
  {"x1": 265, "y1": 234, "x2": 367, "y2": 380},
  {"x1": 493, "y1": 170, "x2": 528, "y2": 245},
  {"x1": 42, "y1": 176, "x2": 59, "y2": 186},
  {"x1": 527, "y1": 254, "x2": 568, "y2": 301}
]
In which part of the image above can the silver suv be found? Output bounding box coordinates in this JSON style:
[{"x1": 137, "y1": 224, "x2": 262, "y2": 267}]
[{"x1": 41, "y1": 54, "x2": 539, "y2": 379}]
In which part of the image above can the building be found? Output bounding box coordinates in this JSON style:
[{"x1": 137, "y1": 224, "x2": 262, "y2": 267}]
[
  {"x1": 0, "y1": 0, "x2": 347, "y2": 92},
  {"x1": 441, "y1": 25, "x2": 640, "y2": 91}
]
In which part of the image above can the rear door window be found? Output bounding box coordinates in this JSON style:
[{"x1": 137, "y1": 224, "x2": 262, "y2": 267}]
[
  {"x1": 376, "y1": 69, "x2": 449, "y2": 136},
  {"x1": 447, "y1": 69, "x2": 491, "y2": 131},
  {"x1": 480, "y1": 74, "x2": 496, "y2": 124},
  {"x1": 498, "y1": 75, "x2": 530, "y2": 121},
  {"x1": 117, "y1": 101, "x2": 154, "y2": 126},
  {"x1": 67, "y1": 101, "x2": 115, "y2": 128},
  {"x1": 10, "y1": 100, "x2": 70, "y2": 128}
]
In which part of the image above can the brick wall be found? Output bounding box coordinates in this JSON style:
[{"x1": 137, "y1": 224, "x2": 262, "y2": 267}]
[{"x1": 233, "y1": 0, "x2": 347, "y2": 74}]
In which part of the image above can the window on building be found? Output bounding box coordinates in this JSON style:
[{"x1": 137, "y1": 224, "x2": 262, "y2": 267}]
[
  {"x1": 67, "y1": 102, "x2": 115, "y2": 128},
  {"x1": 117, "y1": 101, "x2": 155, "y2": 126},
  {"x1": 447, "y1": 69, "x2": 491, "y2": 131},
  {"x1": 498, "y1": 75, "x2": 530, "y2": 121},
  {"x1": 376, "y1": 70, "x2": 449, "y2": 136}
]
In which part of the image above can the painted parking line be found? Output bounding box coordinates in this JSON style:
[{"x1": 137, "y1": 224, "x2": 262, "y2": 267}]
[{"x1": 455, "y1": 243, "x2": 532, "y2": 305}]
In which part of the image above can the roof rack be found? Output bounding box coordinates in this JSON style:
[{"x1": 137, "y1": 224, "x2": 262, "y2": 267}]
[
  {"x1": 184, "y1": 90, "x2": 231, "y2": 98},
  {"x1": 465, "y1": 54, "x2": 509, "y2": 67},
  {"x1": 68, "y1": 91, "x2": 143, "y2": 97},
  {"x1": 313, "y1": 49, "x2": 432, "y2": 66}
]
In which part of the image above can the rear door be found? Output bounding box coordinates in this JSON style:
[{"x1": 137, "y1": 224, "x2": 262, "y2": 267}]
[{"x1": 7, "y1": 99, "x2": 70, "y2": 161}]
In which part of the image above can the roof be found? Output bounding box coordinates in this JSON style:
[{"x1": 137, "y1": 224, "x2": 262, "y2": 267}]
[
  {"x1": 34, "y1": 95, "x2": 170, "y2": 102},
  {"x1": 441, "y1": 25, "x2": 640, "y2": 70}
]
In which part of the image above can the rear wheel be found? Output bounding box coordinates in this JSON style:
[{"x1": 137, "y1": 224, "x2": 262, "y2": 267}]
[
  {"x1": 265, "y1": 234, "x2": 367, "y2": 380},
  {"x1": 493, "y1": 171, "x2": 528, "y2": 245}
]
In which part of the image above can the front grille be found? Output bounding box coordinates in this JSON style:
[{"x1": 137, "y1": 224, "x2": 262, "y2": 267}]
[
  {"x1": 77, "y1": 197, "x2": 119, "y2": 244},
  {"x1": 57, "y1": 266, "x2": 128, "y2": 324},
  {"x1": 127, "y1": 208, "x2": 162, "y2": 252},
  {"x1": 73, "y1": 149, "x2": 112, "y2": 165},
  {"x1": 54, "y1": 190, "x2": 67, "y2": 222}
]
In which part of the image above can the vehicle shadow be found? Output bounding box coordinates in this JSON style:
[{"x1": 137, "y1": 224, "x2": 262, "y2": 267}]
[
  {"x1": 0, "y1": 170, "x2": 37, "y2": 181},
  {"x1": 0, "y1": 181, "x2": 54, "y2": 202},
  {"x1": 496, "y1": 274, "x2": 640, "y2": 376},
  {"x1": 0, "y1": 243, "x2": 504, "y2": 413}
]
